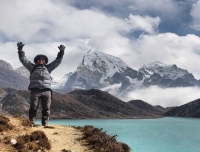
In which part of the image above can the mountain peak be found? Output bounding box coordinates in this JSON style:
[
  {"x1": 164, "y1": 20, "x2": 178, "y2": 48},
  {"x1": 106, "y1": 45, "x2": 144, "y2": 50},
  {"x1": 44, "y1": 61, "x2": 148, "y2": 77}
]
[
  {"x1": 80, "y1": 50, "x2": 129, "y2": 70},
  {"x1": 65, "y1": 50, "x2": 139, "y2": 90},
  {"x1": 87, "y1": 49, "x2": 95, "y2": 54},
  {"x1": 139, "y1": 61, "x2": 193, "y2": 81},
  {"x1": 0, "y1": 59, "x2": 13, "y2": 70},
  {"x1": 146, "y1": 61, "x2": 168, "y2": 67}
]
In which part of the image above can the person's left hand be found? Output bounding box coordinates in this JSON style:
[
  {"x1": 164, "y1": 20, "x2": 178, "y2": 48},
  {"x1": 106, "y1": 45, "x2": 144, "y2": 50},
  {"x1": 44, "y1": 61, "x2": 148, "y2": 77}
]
[{"x1": 58, "y1": 45, "x2": 65, "y2": 52}]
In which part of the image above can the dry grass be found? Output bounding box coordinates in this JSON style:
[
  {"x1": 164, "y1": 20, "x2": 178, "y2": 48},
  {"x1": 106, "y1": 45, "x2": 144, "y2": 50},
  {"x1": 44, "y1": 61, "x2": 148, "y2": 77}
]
[
  {"x1": 14, "y1": 130, "x2": 51, "y2": 152},
  {"x1": 0, "y1": 115, "x2": 51, "y2": 152},
  {"x1": 0, "y1": 115, "x2": 14, "y2": 132},
  {"x1": 76, "y1": 125, "x2": 131, "y2": 152},
  {"x1": 13, "y1": 115, "x2": 32, "y2": 127}
]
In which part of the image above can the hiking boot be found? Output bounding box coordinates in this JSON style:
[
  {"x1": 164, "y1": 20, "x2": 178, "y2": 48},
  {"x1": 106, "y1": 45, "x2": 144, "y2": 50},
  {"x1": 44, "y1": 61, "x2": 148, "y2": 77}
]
[
  {"x1": 31, "y1": 124, "x2": 40, "y2": 127},
  {"x1": 31, "y1": 124, "x2": 36, "y2": 127},
  {"x1": 43, "y1": 125, "x2": 55, "y2": 129}
]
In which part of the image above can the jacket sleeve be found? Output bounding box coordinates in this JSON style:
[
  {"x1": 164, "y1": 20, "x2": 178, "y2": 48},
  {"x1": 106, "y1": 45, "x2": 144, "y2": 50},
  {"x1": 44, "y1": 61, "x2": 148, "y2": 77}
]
[
  {"x1": 47, "y1": 50, "x2": 64, "y2": 73},
  {"x1": 18, "y1": 50, "x2": 34, "y2": 72}
]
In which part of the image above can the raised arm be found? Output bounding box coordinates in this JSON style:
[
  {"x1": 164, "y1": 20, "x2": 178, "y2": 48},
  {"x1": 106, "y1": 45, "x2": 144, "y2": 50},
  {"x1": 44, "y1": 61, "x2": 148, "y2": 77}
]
[
  {"x1": 17, "y1": 42, "x2": 34, "y2": 72},
  {"x1": 47, "y1": 45, "x2": 65, "y2": 73}
]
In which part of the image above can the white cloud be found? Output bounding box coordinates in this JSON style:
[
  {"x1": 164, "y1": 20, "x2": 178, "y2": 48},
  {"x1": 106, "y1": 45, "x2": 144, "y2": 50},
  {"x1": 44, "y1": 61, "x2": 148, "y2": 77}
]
[
  {"x1": 120, "y1": 33, "x2": 200, "y2": 79},
  {"x1": 190, "y1": 0, "x2": 200, "y2": 30},
  {"x1": 126, "y1": 86, "x2": 200, "y2": 107},
  {"x1": 0, "y1": 0, "x2": 166, "y2": 79},
  {"x1": 101, "y1": 83, "x2": 122, "y2": 95},
  {"x1": 125, "y1": 14, "x2": 161, "y2": 34}
]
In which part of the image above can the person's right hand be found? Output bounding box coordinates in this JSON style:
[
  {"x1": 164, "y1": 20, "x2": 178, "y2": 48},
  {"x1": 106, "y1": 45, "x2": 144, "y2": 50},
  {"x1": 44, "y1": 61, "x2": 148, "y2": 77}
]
[
  {"x1": 17, "y1": 42, "x2": 25, "y2": 50},
  {"x1": 58, "y1": 45, "x2": 65, "y2": 52}
]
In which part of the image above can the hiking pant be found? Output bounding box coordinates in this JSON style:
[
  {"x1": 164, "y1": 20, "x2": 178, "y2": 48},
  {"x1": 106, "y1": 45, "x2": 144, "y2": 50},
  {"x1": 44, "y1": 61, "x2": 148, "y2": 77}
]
[{"x1": 29, "y1": 90, "x2": 51, "y2": 126}]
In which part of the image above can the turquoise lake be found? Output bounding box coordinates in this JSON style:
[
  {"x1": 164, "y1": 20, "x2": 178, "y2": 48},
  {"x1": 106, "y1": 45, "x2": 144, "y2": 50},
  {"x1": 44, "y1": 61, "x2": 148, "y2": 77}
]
[{"x1": 36, "y1": 117, "x2": 200, "y2": 152}]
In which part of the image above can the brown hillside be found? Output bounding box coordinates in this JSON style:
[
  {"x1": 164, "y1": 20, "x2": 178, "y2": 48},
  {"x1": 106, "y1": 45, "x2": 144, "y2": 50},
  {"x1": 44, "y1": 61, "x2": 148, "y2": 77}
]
[
  {"x1": 68, "y1": 89, "x2": 159, "y2": 118},
  {"x1": 128, "y1": 100, "x2": 165, "y2": 115},
  {"x1": 0, "y1": 88, "x2": 160, "y2": 119},
  {"x1": 164, "y1": 98, "x2": 200, "y2": 117}
]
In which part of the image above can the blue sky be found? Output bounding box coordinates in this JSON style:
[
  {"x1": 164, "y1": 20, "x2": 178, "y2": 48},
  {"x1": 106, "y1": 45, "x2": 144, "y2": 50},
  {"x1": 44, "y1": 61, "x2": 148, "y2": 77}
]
[{"x1": 1, "y1": 0, "x2": 200, "y2": 106}]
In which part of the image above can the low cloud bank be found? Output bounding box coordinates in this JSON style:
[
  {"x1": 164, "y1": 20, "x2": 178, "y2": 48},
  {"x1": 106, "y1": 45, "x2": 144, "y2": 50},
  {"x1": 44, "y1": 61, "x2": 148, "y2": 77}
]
[
  {"x1": 100, "y1": 83, "x2": 200, "y2": 108},
  {"x1": 126, "y1": 86, "x2": 200, "y2": 107}
]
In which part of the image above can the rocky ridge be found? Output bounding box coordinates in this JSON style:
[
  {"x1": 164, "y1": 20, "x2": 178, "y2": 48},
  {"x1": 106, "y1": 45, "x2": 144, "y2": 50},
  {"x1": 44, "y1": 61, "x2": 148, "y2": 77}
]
[
  {"x1": 128, "y1": 100, "x2": 168, "y2": 115},
  {"x1": 164, "y1": 98, "x2": 200, "y2": 117},
  {"x1": 0, "y1": 88, "x2": 160, "y2": 119}
]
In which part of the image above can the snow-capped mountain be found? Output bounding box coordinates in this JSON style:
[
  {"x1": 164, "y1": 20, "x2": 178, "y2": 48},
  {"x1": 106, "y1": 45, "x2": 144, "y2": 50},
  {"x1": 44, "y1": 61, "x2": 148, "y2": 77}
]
[
  {"x1": 10, "y1": 49, "x2": 200, "y2": 94},
  {"x1": 0, "y1": 60, "x2": 13, "y2": 70},
  {"x1": 139, "y1": 61, "x2": 197, "y2": 87},
  {"x1": 64, "y1": 49, "x2": 142, "y2": 90},
  {"x1": 139, "y1": 61, "x2": 193, "y2": 80},
  {"x1": 63, "y1": 50, "x2": 200, "y2": 95}
]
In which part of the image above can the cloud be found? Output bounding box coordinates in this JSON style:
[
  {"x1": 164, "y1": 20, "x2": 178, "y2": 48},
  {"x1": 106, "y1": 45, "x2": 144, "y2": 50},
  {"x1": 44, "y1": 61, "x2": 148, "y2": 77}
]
[
  {"x1": 0, "y1": 1, "x2": 200, "y2": 79},
  {"x1": 100, "y1": 82, "x2": 200, "y2": 108},
  {"x1": 125, "y1": 14, "x2": 161, "y2": 34},
  {"x1": 0, "y1": 0, "x2": 130, "y2": 42},
  {"x1": 190, "y1": 0, "x2": 200, "y2": 30},
  {"x1": 101, "y1": 83, "x2": 122, "y2": 95},
  {"x1": 126, "y1": 86, "x2": 200, "y2": 107},
  {"x1": 120, "y1": 33, "x2": 200, "y2": 79}
]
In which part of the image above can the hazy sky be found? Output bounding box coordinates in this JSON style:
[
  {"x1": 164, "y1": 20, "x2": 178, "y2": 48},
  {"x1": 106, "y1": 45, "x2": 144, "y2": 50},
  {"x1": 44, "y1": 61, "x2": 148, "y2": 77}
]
[{"x1": 1, "y1": 0, "x2": 200, "y2": 107}]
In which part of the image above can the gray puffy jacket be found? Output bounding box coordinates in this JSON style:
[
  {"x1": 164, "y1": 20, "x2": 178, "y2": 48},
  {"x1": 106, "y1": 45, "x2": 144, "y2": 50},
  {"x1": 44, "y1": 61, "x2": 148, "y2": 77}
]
[{"x1": 18, "y1": 50, "x2": 64, "y2": 90}]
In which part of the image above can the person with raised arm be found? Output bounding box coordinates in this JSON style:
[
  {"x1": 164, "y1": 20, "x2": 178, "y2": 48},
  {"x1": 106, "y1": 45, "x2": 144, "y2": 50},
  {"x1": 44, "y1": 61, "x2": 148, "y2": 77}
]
[{"x1": 17, "y1": 42, "x2": 65, "y2": 127}]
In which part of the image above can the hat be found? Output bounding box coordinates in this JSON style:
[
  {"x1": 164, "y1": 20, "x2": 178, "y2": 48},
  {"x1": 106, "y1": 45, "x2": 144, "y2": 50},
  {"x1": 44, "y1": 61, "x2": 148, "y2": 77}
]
[{"x1": 34, "y1": 54, "x2": 48, "y2": 64}]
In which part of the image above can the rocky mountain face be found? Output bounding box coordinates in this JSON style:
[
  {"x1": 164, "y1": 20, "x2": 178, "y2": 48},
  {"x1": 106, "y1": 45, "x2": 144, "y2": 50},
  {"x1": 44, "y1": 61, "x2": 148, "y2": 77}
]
[
  {"x1": 0, "y1": 60, "x2": 13, "y2": 70},
  {"x1": 0, "y1": 67, "x2": 29, "y2": 90},
  {"x1": 0, "y1": 88, "x2": 160, "y2": 119},
  {"x1": 139, "y1": 61, "x2": 198, "y2": 87},
  {"x1": 0, "y1": 60, "x2": 29, "y2": 89},
  {"x1": 163, "y1": 98, "x2": 200, "y2": 118},
  {"x1": 64, "y1": 50, "x2": 143, "y2": 92},
  {"x1": 60, "y1": 50, "x2": 199, "y2": 96},
  {"x1": 64, "y1": 50, "x2": 143, "y2": 94}
]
